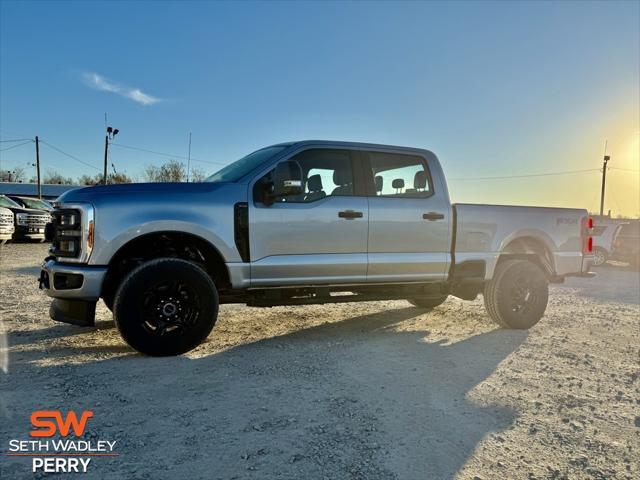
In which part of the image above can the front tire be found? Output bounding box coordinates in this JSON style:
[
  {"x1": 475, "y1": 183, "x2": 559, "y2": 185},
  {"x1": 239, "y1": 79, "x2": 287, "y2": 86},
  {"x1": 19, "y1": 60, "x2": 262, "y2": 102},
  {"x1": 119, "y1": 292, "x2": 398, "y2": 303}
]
[
  {"x1": 113, "y1": 258, "x2": 219, "y2": 356},
  {"x1": 484, "y1": 259, "x2": 548, "y2": 329},
  {"x1": 408, "y1": 295, "x2": 448, "y2": 310}
]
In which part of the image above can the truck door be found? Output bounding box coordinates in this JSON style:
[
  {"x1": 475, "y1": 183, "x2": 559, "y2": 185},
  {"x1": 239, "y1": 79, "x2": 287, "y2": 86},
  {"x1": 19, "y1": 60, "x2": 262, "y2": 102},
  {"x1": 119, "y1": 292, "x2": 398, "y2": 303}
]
[
  {"x1": 364, "y1": 150, "x2": 451, "y2": 282},
  {"x1": 249, "y1": 148, "x2": 369, "y2": 286}
]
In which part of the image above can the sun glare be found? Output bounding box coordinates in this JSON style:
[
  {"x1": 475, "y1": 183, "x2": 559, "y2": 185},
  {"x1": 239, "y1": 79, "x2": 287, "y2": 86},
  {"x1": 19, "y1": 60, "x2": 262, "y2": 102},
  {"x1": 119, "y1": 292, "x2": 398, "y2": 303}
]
[{"x1": 623, "y1": 131, "x2": 640, "y2": 167}]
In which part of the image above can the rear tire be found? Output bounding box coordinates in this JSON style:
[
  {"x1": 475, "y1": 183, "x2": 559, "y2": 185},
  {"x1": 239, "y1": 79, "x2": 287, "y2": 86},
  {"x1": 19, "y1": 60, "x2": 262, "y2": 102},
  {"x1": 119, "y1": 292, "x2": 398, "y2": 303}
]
[
  {"x1": 484, "y1": 259, "x2": 548, "y2": 329},
  {"x1": 113, "y1": 258, "x2": 218, "y2": 356},
  {"x1": 408, "y1": 295, "x2": 448, "y2": 310}
]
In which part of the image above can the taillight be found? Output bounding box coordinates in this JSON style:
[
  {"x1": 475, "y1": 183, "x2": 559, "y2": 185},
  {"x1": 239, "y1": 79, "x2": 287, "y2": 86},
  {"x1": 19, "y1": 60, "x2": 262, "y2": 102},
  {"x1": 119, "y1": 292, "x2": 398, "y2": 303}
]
[{"x1": 582, "y1": 216, "x2": 593, "y2": 254}]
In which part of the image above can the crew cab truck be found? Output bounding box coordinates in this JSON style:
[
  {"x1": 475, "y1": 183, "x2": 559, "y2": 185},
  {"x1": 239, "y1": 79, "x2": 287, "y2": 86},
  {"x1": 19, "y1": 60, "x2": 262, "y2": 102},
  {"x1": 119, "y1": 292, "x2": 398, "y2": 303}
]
[
  {"x1": 40, "y1": 141, "x2": 594, "y2": 356},
  {"x1": 0, "y1": 195, "x2": 49, "y2": 242}
]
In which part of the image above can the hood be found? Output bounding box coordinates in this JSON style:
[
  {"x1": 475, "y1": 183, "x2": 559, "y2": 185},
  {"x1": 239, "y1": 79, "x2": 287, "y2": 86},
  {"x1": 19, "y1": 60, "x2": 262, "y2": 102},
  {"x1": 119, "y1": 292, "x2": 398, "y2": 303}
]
[
  {"x1": 57, "y1": 182, "x2": 229, "y2": 203},
  {"x1": 3, "y1": 205, "x2": 49, "y2": 215}
]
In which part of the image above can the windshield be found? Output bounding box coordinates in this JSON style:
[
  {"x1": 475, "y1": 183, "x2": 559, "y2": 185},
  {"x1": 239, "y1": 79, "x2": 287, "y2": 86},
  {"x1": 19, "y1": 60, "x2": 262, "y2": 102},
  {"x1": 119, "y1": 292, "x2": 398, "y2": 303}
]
[
  {"x1": 0, "y1": 196, "x2": 22, "y2": 208},
  {"x1": 205, "y1": 145, "x2": 289, "y2": 183},
  {"x1": 15, "y1": 197, "x2": 52, "y2": 210}
]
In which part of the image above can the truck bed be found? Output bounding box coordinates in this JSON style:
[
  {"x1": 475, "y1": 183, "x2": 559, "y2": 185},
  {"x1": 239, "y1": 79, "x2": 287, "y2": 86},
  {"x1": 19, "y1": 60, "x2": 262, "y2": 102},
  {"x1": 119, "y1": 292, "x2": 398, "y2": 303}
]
[{"x1": 453, "y1": 203, "x2": 588, "y2": 279}]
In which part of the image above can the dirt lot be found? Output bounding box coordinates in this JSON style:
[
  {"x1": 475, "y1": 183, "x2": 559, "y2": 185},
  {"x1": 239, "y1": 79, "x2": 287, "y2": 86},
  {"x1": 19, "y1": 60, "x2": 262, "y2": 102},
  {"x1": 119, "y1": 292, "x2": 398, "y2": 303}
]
[{"x1": 1, "y1": 243, "x2": 638, "y2": 479}]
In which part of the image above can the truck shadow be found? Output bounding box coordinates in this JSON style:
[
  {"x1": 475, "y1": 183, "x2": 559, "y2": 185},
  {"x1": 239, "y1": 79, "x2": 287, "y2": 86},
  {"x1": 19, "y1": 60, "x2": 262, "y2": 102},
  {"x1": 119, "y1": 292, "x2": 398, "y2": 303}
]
[{"x1": 4, "y1": 307, "x2": 527, "y2": 480}]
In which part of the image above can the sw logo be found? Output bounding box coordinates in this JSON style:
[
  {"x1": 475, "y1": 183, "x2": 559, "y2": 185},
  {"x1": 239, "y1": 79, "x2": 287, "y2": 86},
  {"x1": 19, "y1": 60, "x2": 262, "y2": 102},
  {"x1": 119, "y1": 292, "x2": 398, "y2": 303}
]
[
  {"x1": 6, "y1": 410, "x2": 117, "y2": 473},
  {"x1": 30, "y1": 410, "x2": 94, "y2": 437}
]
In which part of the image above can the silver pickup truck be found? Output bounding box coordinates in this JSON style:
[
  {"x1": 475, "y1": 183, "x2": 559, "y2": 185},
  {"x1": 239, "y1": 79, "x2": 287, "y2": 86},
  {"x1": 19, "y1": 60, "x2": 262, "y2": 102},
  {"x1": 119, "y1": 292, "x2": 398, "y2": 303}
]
[{"x1": 40, "y1": 141, "x2": 594, "y2": 355}]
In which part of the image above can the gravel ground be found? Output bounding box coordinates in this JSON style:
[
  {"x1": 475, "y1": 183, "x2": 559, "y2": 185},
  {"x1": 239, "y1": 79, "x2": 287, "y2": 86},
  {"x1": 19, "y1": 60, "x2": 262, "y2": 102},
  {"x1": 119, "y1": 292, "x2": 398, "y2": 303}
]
[{"x1": 1, "y1": 243, "x2": 639, "y2": 479}]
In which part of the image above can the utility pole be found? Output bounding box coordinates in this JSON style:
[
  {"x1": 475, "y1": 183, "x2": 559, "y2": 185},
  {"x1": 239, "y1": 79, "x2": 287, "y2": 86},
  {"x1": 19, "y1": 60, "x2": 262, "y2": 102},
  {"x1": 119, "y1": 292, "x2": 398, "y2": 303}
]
[
  {"x1": 187, "y1": 132, "x2": 192, "y2": 183},
  {"x1": 103, "y1": 126, "x2": 119, "y2": 184},
  {"x1": 103, "y1": 134, "x2": 109, "y2": 184},
  {"x1": 599, "y1": 141, "x2": 610, "y2": 217},
  {"x1": 35, "y1": 136, "x2": 41, "y2": 198}
]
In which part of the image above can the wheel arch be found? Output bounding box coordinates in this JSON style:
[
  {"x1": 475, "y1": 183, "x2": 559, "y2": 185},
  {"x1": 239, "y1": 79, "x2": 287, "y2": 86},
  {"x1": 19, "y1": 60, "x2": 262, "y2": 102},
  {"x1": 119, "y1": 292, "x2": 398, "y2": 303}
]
[
  {"x1": 495, "y1": 234, "x2": 556, "y2": 278},
  {"x1": 101, "y1": 231, "x2": 231, "y2": 305}
]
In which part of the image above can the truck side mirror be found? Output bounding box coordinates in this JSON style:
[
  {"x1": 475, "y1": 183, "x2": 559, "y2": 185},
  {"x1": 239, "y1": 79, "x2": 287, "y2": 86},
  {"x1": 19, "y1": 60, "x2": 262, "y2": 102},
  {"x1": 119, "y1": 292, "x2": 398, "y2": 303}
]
[{"x1": 266, "y1": 160, "x2": 303, "y2": 204}]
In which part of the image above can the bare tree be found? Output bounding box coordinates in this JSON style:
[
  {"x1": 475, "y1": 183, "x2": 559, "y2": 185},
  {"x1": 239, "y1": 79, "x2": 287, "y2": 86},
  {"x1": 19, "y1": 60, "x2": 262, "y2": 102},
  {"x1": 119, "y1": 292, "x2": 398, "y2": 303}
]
[
  {"x1": 43, "y1": 169, "x2": 74, "y2": 185},
  {"x1": 110, "y1": 172, "x2": 133, "y2": 184},
  {"x1": 78, "y1": 174, "x2": 99, "y2": 185},
  {"x1": 0, "y1": 167, "x2": 26, "y2": 182},
  {"x1": 144, "y1": 160, "x2": 186, "y2": 182},
  {"x1": 78, "y1": 172, "x2": 133, "y2": 185},
  {"x1": 190, "y1": 167, "x2": 207, "y2": 182}
]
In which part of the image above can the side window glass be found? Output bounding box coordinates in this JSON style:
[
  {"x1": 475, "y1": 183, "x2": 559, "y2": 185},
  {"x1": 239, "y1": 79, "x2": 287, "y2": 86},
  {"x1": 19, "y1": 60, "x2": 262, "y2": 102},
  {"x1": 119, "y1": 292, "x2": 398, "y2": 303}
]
[
  {"x1": 270, "y1": 149, "x2": 354, "y2": 203},
  {"x1": 368, "y1": 152, "x2": 432, "y2": 198}
]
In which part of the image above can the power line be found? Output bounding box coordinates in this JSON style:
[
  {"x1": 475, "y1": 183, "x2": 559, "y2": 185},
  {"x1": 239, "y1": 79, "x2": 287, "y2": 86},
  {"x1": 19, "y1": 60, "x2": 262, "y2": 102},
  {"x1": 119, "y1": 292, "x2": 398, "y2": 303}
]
[
  {"x1": 110, "y1": 142, "x2": 226, "y2": 166},
  {"x1": 609, "y1": 167, "x2": 640, "y2": 173},
  {"x1": 39, "y1": 139, "x2": 102, "y2": 171},
  {"x1": 0, "y1": 138, "x2": 32, "y2": 143},
  {"x1": 0, "y1": 140, "x2": 33, "y2": 152},
  {"x1": 449, "y1": 168, "x2": 600, "y2": 181}
]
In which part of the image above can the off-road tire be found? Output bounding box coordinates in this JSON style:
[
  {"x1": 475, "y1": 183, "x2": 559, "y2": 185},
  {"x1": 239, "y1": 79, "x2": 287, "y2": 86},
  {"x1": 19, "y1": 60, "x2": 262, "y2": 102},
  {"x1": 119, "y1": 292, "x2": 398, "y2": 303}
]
[
  {"x1": 484, "y1": 259, "x2": 548, "y2": 329},
  {"x1": 408, "y1": 295, "x2": 448, "y2": 310},
  {"x1": 113, "y1": 258, "x2": 218, "y2": 356}
]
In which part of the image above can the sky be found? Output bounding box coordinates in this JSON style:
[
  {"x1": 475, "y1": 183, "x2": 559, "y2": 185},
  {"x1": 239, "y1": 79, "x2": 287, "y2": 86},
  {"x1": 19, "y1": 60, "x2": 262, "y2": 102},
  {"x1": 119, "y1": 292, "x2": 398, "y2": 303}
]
[{"x1": 1, "y1": 0, "x2": 638, "y2": 216}]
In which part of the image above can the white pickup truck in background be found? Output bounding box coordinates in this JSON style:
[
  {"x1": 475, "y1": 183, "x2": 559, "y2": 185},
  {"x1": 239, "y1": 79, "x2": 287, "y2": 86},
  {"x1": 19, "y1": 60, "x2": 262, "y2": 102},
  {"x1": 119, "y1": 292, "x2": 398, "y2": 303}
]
[{"x1": 40, "y1": 141, "x2": 595, "y2": 355}]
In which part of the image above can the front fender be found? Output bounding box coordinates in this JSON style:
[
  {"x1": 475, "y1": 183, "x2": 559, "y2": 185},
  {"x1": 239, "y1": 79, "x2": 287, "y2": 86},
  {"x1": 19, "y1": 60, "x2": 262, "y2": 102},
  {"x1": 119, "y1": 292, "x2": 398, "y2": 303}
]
[{"x1": 88, "y1": 208, "x2": 239, "y2": 265}]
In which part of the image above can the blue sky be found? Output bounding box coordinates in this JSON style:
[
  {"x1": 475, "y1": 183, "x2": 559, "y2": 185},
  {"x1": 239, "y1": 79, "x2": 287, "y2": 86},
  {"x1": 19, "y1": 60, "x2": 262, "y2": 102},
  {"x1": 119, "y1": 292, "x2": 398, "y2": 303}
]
[{"x1": 1, "y1": 1, "x2": 638, "y2": 215}]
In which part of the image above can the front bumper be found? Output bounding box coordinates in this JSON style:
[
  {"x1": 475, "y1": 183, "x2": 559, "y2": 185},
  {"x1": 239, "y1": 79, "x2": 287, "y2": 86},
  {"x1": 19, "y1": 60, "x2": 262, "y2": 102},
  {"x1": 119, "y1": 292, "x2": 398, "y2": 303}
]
[
  {"x1": 39, "y1": 258, "x2": 107, "y2": 301},
  {"x1": 14, "y1": 225, "x2": 45, "y2": 240},
  {"x1": 0, "y1": 225, "x2": 13, "y2": 241}
]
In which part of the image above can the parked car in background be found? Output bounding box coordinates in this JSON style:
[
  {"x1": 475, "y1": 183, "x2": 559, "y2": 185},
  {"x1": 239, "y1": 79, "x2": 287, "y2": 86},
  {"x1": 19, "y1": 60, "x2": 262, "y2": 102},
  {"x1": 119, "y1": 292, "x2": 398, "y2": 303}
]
[
  {"x1": 591, "y1": 223, "x2": 617, "y2": 266},
  {"x1": 0, "y1": 195, "x2": 50, "y2": 242},
  {"x1": 7, "y1": 195, "x2": 54, "y2": 212},
  {"x1": 0, "y1": 206, "x2": 15, "y2": 244},
  {"x1": 610, "y1": 222, "x2": 640, "y2": 269}
]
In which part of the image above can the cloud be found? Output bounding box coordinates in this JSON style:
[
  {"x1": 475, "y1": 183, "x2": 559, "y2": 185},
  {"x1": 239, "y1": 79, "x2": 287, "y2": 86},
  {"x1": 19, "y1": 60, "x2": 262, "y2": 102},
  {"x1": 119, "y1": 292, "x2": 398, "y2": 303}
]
[{"x1": 82, "y1": 72, "x2": 161, "y2": 106}]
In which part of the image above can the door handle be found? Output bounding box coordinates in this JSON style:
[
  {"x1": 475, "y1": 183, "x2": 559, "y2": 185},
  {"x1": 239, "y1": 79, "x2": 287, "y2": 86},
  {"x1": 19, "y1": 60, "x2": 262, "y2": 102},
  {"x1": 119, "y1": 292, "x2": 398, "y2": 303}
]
[
  {"x1": 422, "y1": 212, "x2": 445, "y2": 221},
  {"x1": 338, "y1": 210, "x2": 363, "y2": 219}
]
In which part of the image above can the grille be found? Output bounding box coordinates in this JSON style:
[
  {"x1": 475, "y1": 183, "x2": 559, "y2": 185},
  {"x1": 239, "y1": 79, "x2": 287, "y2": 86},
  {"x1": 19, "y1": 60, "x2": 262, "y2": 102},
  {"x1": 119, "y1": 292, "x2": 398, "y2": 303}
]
[
  {"x1": 23, "y1": 213, "x2": 50, "y2": 227},
  {"x1": 0, "y1": 213, "x2": 12, "y2": 225}
]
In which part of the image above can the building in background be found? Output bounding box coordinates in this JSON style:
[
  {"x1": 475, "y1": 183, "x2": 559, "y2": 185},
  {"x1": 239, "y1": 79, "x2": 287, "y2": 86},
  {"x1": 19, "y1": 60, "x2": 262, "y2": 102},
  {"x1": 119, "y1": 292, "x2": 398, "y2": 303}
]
[{"x1": 0, "y1": 182, "x2": 81, "y2": 200}]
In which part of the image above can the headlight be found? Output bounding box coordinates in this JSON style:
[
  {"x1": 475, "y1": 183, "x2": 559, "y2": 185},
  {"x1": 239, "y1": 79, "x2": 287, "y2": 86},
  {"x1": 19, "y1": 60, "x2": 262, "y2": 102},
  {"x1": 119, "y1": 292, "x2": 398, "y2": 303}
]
[
  {"x1": 16, "y1": 213, "x2": 28, "y2": 226},
  {"x1": 58, "y1": 238, "x2": 79, "y2": 255},
  {"x1": 49, "y1": 204, "x2": 94, "y2": 263},
  {"x1": 58, "y1": 211, "x2": 79, "y2": 227}
]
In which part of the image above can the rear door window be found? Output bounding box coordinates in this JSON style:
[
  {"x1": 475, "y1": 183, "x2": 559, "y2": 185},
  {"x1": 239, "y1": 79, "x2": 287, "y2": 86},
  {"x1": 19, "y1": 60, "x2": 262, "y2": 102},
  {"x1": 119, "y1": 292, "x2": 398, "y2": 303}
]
[{"x1": 365, "y1": 152, "x2": 433, "y2": 198}]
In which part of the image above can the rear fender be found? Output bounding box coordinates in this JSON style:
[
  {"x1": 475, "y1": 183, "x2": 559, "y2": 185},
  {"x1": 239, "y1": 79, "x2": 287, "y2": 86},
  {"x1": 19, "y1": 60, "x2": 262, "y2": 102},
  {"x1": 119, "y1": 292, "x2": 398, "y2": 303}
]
[{"x1": 493, "y1": 231, "x2": 557, "y2": 278}]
